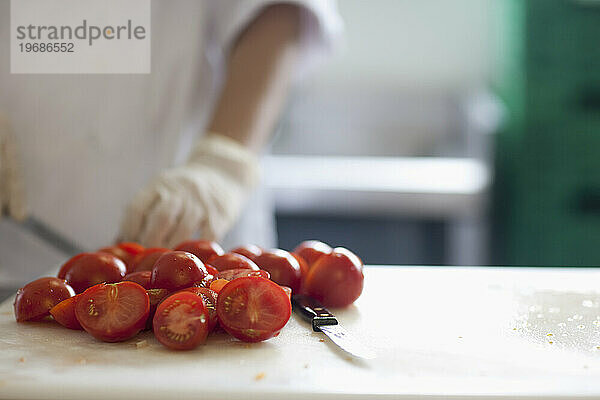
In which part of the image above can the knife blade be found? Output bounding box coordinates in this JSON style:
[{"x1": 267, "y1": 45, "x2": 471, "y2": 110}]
[{"x1": 292, "y1": 294, "x2": 376, "y2": 360}]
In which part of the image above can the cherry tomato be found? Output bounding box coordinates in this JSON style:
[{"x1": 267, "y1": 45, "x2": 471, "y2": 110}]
[
  {"x1": 216, "y1": 268, "x2": 270, "y2": 281},
  {"x1": 173, "y1": 240, "x2": 224, "y2": 263},
  {"x1": 205, "y1": 264, "x2": 219, "y2": 276},
  {"x1": 180, "y1": 287, "x2": 218, "y2": 332},
  {"x1": 123, "y1": 271, "x2": 152, "y2": 289},
  {"x1": 57, "y1": 253, "x2": 86, "y2": 279},
  {"x1": 97, "y1": 246, "x2": 133, "y2": 272},
  {"x1": 130, "y1": 247, "x2": 170, "y2": 272},
  {"x1": 304, "y1": 247, "x2": 364, "y2": 308},
  {"x1": 293, "y1": 240, "x2": 332, "y2": 268},
  {"x1": 145, "y1": 288, "x2": 170, "y2": 330},
  {"x1": 216, "y1": 276, "x2": 291, "y2": 342},
  {"x1": 14, "y1": 277, "x2": 75, "y2": 322},
  {"x1": 153, "y1": 291, "x2": 210, "y2": 350},
  {"x1": 230, "y1": 244, "x2": 263, "y2": 261},
  {"x1": 254, "y1": 249, "x2": 302, "y2": 293},
  {"x1": 150, "y1": 251, "x2": 208, "y2": 291},
  {"x1": 75, "y1": 282, "x2": 149, "y2": 342},
  {"x1": 117, "y1": 242, "x2": 145, "y2": 257},
  {"x1": 291, "y1": 253, "x2": 310, "y2": 293},
  {"x1": 209, "y1": 279, "x2": 229, "y2": 293},
  {"x1": 207, "y1": 253, "x2": 259, "y2": 272},
  {"x1": 49, "y1": 294, "x2": 82, "y2": 330},
  {"x1": 64, "y1": 252, "x2": 126, "y2": 294}
]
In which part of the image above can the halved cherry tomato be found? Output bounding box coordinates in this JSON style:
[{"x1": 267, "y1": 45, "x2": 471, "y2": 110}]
[
  {"x1": 145, "y1": 288, "x2": 170, "y2": 330},
  {"x1": 150, "y1": 251, "x2": 208, "y2": 291},
  {"x1": 98, "y1": 246, "x2": 133, "y2": 272},
  {"x1": 153, "y1": 291, "x2": 210, "y2": 350},
  {"x1": 304, "y1": 247, "x2": 364, "y2": 308},
  {"x1": 123, "y1": 271, "x2": 152, "y2": 289},
  {"x1": 173, "y1": 240, "x2": 224, "y2": 263},
  {"x1": 57, "y1": 253, "x2": 87, "y2": 279},
  {"x1": 50, "y1": 294, "x2": 82, "y2": 330},
  {"x1": 207, "y1": 253, "x2": 259, "y2": 272},
  {"x1": 216, "y1": 276, "x2": 291, "y2": 342},
  {"x1": 254, "y1": 249, "x2": 302, "y2": 293},
  {"x1": 230, "y1": 244, "x2": 263, "y2": 261},
  {"x1": 293, "y1": 240, "x2": 332, "y2": 268},
  {"x1": 209, "y1": 279, "x2": 229, "y2": 293},
  {"x1": 130, "y1": 248, "x2": 170, "y2": 272},
  {"x1": 216, "y1": 268, "x2": 270, "y2": 281},
  {"x1": 179, "y1": 287, "x2": 218, "y2": 332},
  {"x1": 64, "y1": 252, "x2": 126, "y2": 294},
  {"x1": 291, "y1": 253, "x2": 310, "y2": 292},
  {"x1": 205, "y1": 264, "x2": 219, "y2": 276},
  {"x1": 14, "y1": 277, "x2": 75, "y2": 322},
  {"x1": 75, "y1": 282, "x2": 149, "y2": 342},
  {"x1": 117, "y1": 242, "x2": 145, "y2": 257}
]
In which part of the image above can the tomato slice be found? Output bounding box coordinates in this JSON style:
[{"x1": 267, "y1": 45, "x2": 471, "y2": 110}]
[
  {"x1": 293, "y1": 240, "x2": 332, "y2": 267},
  {"x1": 254, "y1": 250, "x2": 302, "y2": 293},
  {"x1": 50, "y1": 294, "x2": 83, "y2": 330},
  {"x1": 304, "y1": 247, "x2": 364, "y2": 308},
  {"x1": 209, "y1": 279, "x2": 229, "y2": 293},
  {"x1": 230, "y1": 244, "x2": 263, "y2": 261},
  {"x1": 123, "y1": 271, "x2": 152, "y2": 289},
  {"x1": 64, "y1": 252, "x2": 126, "y2": 294},
  {"x1": 173, "y1": 240, "x2": 224, "y2": 263},
  {"x1": 216, "y1": 277, "x2": 291, "y2": 342},
  {"x1": 179, "y1": 287, "x2": 218, "y2": 332},
  {"x1": 150, "y1": 251, "x2": 208, "y2": 291},
  {"x1": 131, "y1": 247, "x2": 170, "y2": 272},
  {"x1": 14, "y1": 277, "x2": 75, "y2": 322},
  {"x1": 75, "y1": 282, "x2": 149, "y2": 342},
  {"x1": 216, "y1": 268, "x2": 270, "y2": 281},
  {"x1": 153, "y1": 292, "x2": 210, "y2": 350},
  {"x1": 207, "y1": 253, "x2": 259, "y2": 272}
]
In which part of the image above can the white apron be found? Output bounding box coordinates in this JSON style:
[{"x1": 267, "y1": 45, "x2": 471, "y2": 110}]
[{"x1": 0, "y1": 0, "x2": 276, "y2": 250}]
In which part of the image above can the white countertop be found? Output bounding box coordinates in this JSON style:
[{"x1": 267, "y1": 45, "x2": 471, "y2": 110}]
[{"x1": 1, "y1": 266, "x2": 600, "y2": 399}]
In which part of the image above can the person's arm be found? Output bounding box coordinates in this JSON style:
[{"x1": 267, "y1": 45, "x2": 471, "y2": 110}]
[{"x1": 208, "y1": 4, "x2": 301, "y2": 152}]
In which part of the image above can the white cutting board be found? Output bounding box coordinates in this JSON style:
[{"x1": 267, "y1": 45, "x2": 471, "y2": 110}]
[{"x1": 2, "y1": 266, "x2": 600, "y2": 399}]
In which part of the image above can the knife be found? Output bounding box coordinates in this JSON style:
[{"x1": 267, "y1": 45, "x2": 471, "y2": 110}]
[{"x1": 292, "y1": 294, "x2": 376, "y2": 360}]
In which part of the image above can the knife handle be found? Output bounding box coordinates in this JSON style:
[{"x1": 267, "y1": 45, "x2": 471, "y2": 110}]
[{"x1": 292, "y1": 294, "x2": 338, "y2": 332}]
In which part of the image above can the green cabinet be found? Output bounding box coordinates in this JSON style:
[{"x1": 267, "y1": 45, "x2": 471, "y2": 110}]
[{"x1": 494, "y1": 0, "x2": 600, "y2": 266}]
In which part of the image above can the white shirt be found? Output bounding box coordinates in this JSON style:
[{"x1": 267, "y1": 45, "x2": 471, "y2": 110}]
[{"x1": 0, "y1": 0, "x2": 341, "y2": 249}]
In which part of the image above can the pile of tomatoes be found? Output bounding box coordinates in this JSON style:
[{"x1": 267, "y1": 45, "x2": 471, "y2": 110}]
[{"x1": 13, "y1": 239, "x2": 364, "y2": 351}]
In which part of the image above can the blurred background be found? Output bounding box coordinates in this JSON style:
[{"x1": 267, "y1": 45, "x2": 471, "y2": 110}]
[
  {"x1": 269, "y1": 0, "x2": 600, "y2": 267},
  {"x1": 2, "y1": 0, "x2": 600, "y2": 302}
]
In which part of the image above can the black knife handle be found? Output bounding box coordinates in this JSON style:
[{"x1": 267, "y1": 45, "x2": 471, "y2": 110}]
[{"x1": 292, "y1": 294, "x2": 338, "y2": 332}]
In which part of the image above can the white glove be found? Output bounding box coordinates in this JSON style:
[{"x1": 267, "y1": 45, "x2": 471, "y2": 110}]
[
  {"x1": 119, "y1": 134, "x2": 259, "y2": 248},
  {"x1": 0, "y1": 114, "x2": 27, "y2": 221}
]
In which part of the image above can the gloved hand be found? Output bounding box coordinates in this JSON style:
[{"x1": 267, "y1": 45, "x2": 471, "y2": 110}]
[
  {"x1": 119, "y1": 134, "x2": 259, "y2": 248},
  {"x1": 0, "y1": 114, "x2": 27, "y2": 221}
]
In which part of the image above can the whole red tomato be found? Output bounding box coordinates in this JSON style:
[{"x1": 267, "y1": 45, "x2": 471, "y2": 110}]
[
  {"x1": 230, "y1": 244, "x2": 263, "y2": 261},
  {"x1": 207, "y1": 253, "x2": 259, "y2": 272},
  {"x1": 254, "y1": 249, "x2": 302, "y2": 293},
  {"x1": 14, "y1": 277, "x2": 75, "y2": 322},
  {"x1": 293, "y1": 240, "x2": 332, "y2": 268},
  {"x1": 304, "y1": 247, "x2": 364, "y2": 308},
  {"x1": 173, "y1": 240, "x2": 224, "y2": 263},
  {"x1": 130, "y1": 248, "x2": 170, "y2": 272},
  {"x1": 64, "y1": 252, "x2": 126, "y2": 294},
  {"x1": 97, "y1": 246, "x2": 133, "y2": 272},
  {"x1": 150, "y1": 251, "x2": 208, "y2": 291},
  {"x1": 123, "y1": 271, "x2": 152, "y2": 289}
]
